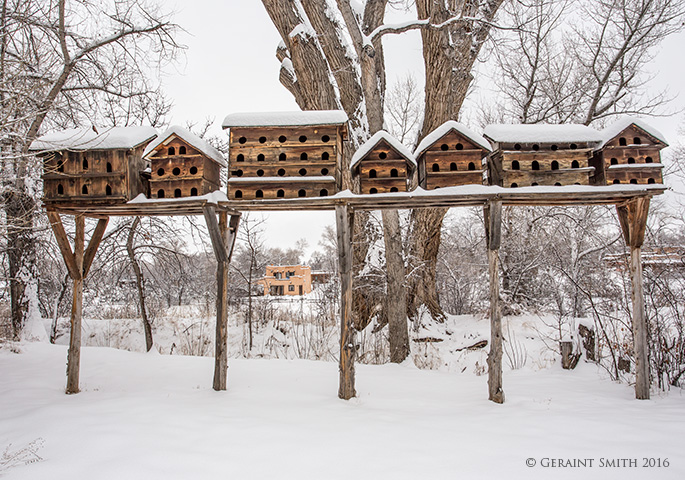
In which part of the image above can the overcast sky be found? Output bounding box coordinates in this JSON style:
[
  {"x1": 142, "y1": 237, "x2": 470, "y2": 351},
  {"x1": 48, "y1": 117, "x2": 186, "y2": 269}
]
[{"x1": 161, "y1": 1, "x2": 685, "y2": 256}]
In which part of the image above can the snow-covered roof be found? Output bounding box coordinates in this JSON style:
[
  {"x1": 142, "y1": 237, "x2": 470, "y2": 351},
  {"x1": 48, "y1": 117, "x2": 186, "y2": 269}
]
[
  {"x1": 599, "y1": 117, "x2": 669, "y2": 148},
  {"x1": 350, "y1": 131, "x2": 416, "y2": 169},
  {"x1": 483, "y1": 124, "x2": 602, "y2": 145},
  {"x1": 414, "y1": 120, "x2": 492, "y2": 157},
  {"x1": 143, "y1": 125, "x2": 226, "y2": 167},
  {"x1": 222, "y1": 111, "x2": 348, "y2": 129},
  {"x1": 29, "y1": 126, "x2": 158, "y2": 152}
]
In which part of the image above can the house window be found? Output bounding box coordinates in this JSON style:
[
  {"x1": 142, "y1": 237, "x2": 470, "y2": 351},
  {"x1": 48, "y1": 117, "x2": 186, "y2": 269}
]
[
  {"x1": 288, "y1": 285, "x2": 295, "y2": 292},
  {"x1": 275, "y1": 272, "x2": 282, "y2": 279}
]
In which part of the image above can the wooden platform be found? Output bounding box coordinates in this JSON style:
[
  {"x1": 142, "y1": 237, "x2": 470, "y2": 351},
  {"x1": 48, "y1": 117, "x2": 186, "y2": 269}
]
[
  {"x1": 45, "y1": 196, "x2": 240, "y2": 218},
  {"x1": 215, "y1": 184, "x2": 666, "y2": 211}
]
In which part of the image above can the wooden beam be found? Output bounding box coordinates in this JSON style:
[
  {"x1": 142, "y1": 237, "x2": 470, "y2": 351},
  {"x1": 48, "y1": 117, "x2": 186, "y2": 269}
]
[
  {"x1": 203, "y1": 205, "x2": 229, "y2": 263},
  {"x1": 213, "y1": 213, "x2": 240, "y2": 391},
  {"x1": 66, "y1": 215, "x2": 85, "y2": 394},
  {"x1": 617, "y1": 197, "x2": 651, "y2": 399},
  {"x1": 336, "y1": 204, "x2": 356, "y2": 400},
  {"x1": 83, "y1": 218, "x2": 109, "y2": 277},
  {"x1": 47, "y1": 211, "x2": 79, "y2": 280},
  {"x1": 484, "y1": 200, "x2": 504, "y2": 404}
]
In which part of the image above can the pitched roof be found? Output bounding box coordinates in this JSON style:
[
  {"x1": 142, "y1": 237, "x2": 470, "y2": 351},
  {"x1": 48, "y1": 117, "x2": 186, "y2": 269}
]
[
  {"x1": 222, "y1": 110, "x2": 348, "y2": 128},
  {"x1": 414, "y1": 120, "x2": 492, "y2": 157},
  {"x1": 599, "y1": 117, "x2": 669, "y2": 148},
  {"x1": 483, "y1": 124, "x2": 602, "y2": 144},
  {"x1": 29, "y1": 126, "x2": 157, "y2": 152},
  {"x1": 350, "y1": 131, "x2": 416, "y2": 170},
  {"x1": 143, "y1": 125, "x2": 226, "y2": 167}
]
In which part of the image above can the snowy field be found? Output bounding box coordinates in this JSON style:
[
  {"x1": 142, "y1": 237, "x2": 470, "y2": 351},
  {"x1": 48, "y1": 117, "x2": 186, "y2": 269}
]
[{"x1": 1, "y1": 341, "x2": 683, "y2": 480}]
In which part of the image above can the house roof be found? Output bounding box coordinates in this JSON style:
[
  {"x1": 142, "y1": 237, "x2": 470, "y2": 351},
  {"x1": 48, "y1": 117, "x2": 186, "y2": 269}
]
[
  {"x1": 29, "y1": 126, "x2": 158, "y2": 152},
  {"x1": 143, "y1": 125, "x2": 226, "y2": 167},
  {"x1": 414, "y1": 120, "x2": 492, "y2": 157},
  {"x1": 483, "y1": 124, "x2": 602, "y2": 145},
  {"x1": 599, "y1": 117, "x2": 669, "y2": 148},
  {"x1": 350, "y1": 131, "x2": 416, "y2": 170},
  {"x1": 222, "y1": 110, "x2": 348, "y2": 129}
]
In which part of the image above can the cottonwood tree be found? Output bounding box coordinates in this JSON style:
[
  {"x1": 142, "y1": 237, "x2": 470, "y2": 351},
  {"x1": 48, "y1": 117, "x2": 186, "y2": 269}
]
[
  {"x1": 261, "y1": 0, "x2": 506, "y2": 364},
  {"x1": 492, "y1": 0, "x2": 685, "y2": 126},
  {"x1": 1, "y1": 0, "x2": 180, "y2": 339}
]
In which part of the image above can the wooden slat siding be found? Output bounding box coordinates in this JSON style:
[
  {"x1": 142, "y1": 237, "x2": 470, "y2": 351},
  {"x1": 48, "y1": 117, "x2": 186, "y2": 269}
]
[
  {"x1": 66, "y1": 215, "x2": 85, "y2": 394},
  {"x1": 228, "y1": 180, "x2": 337, "y2": 200},
  {"x1": 503, "y1": 169, "x2": 593, "y2": 187},
  {"x1": 501, "y1": 148, "x2": 593, "y2": 163},
  {"x1": 616, "y1": 197, "x2": 651, "y2": 400},
  {"x1": 607, "y1": 168, "x2": 663, "y2": 185},
  {"x1": 229, "y1": 126, "x2": 339, "y2": 148},
  {"x1": 603, "y1": 124, "x2": 666, "y2": 150},
  {"x1": 424, "y1": 131, "x2": 484, "y2": 152},
  {"x1": 150, "y1": 156, "x2": 220, "y2": 183},
  {"x1": 484, "y1": 200, "x2": 504, "y2": 404},
  {"x1": 229, "y1": 162, "x2": 336, "y2": 178},
  {"x1": 425, "y1": 171, "x2": 484, "y2": 189},
  {"x1": 336, "y1": 204, "x2": 356, "y2": 400},
  {"x1": 230, "y1": 145, "x2": 336, "y2": 163},
  {"x1": 151, "y1": 179, "x2": 220, "y2": 199}
]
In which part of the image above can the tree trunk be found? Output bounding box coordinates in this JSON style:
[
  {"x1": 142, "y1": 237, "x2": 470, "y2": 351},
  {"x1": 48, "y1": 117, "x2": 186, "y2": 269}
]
[
  {"x1": 382, "y1": 209, "x2": 409, "y2": 362},
  {"x1": 4, "y1": 190, "x2": 37, "y2": 340},
  {"x1": 126, "y1": 217, "x2": 153, "y2": 352}
]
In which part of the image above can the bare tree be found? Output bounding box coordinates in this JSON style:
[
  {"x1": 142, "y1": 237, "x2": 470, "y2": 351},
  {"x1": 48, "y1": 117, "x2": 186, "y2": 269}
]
[{"x1": 0, "y1": 0, "x2": 181, "y2": 339}]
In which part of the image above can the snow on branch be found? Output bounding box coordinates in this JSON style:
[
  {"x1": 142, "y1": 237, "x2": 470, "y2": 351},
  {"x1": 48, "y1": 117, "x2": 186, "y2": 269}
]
[{"x1": 366, "y1": 14, "x2": 520, "y2": 43}]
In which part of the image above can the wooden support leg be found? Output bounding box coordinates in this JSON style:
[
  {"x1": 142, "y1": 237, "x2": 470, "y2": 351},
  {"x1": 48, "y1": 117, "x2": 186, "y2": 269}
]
[
  {"x1": 204, "y1": 206, "x2": 240, "y2": 391},
  {"x1": 46, "y1": 213, "x2": 109, "y2": 394},
  {"x1": 66, "y1": 216, "x2": 85, "y2": 394},
  {"x1": 336, "y1": 205, "x2": 356, "y2": 400},
  {"x1": 484, "y1": 201, "x2": 504, "y2": 404},
  {"x1": 617, "y1": 197, "x2": 651, "y2": 399}
]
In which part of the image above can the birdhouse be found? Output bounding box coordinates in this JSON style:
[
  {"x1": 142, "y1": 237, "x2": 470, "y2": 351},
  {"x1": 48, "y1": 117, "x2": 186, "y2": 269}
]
[
  {"x1": 483, "y1": 124, "x2": 602, "y2": 188},
  {"x1": 222, "y1": 111, "x2": 348, "y2": 200},
  {"x1": 31, "y1": 126, "x2": 157, "y2": 205},
  {"x1": 590, "y1": 118, "x2": 667, "y2": 186},
  {"x1": 413, "y1": 121, "x2": 491, "y2": 189},
  {"x1": 350, "y1": 131, "x2": 416, "y2": 194},
  {"x1": 143, "y1": 126, "x2": 226, "y2": 199}
]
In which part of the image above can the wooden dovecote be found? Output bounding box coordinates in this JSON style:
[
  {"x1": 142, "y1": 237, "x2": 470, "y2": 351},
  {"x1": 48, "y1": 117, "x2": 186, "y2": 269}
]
[
  {"x1": 143, "y1": 126, "x2": 226, "y2": 199},
  {"x1": 31, "y1": 126, "x2": 157, "y2": 205},
  {"x1": 483, "y1": 124, "x2": 602, "y2": 188},
  {"x1": 222, "y1": 111, "x2": 348, "y2": 200},
  {"x1": 350, "y1": 131, "x2": 416, "y2": 194},
  {"x1": 413, "y1": 121, "x2": 491, "y2": 189},
  {"x1": 590, "y1": 118, "x2": 668, "y2": 186}
]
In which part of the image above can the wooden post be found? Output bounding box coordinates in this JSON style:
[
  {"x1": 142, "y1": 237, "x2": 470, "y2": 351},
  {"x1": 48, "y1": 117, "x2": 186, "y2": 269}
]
[
  {"x1": 484, "y1": 200, "x2": 504, "y2": 404},
  {"x1": 616, "y1": 197, "x2": 651, "y2": 399},
  {"x1": 47, "y1": 213, "x2": 108, "y2": 394},
  {"x1": 66, "y1": 216, "x2": 84, "y2": 394},
  {"x1": 336, "y1": 204, "x2": 356, "y2": 399},
  {"x1": 204, "y1": 206, "x2": 240, "y2": 391}
]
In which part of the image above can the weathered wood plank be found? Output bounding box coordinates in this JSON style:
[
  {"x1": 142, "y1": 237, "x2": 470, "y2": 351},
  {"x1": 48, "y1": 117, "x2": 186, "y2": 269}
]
[
  {"x1": 484, "y1": 200, "x2": 504, "y2": 404},
  {"x1": 83, "y1": 218, "x2": 109, "y2": 277},
  {"x1": 336, "y1": 204, "x2": 356, "y2": 400},
  {"x1": 630, "y1": 246, "x2": 650, "y2": 399},
  {"x1": 203, "y1": 205, "x2": 228, "y2": 263},
  {"x1": 66, "y1": 215, "x2": 85, "y2": 394}
]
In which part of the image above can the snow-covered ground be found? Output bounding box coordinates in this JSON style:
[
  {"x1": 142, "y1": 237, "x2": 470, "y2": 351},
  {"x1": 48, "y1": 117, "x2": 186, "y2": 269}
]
[{"x1": 1, "y1": 341, "x2": 683, "y2": 480}]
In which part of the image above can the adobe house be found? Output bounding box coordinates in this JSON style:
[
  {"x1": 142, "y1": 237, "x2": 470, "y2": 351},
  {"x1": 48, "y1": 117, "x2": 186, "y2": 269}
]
[
  {"x1": 350, "y1": 131, "x2": 416, "y2": 194},
  {"x1": 259, "y1": 265, "x2": 312, "y2": 296},
  {"x1": 143, "y1": 126, "x2": 226, "y2": 198},
  {"x1": 222, "y1": 111, "x2": 348, "y2": 200},
  {"x1": 483, "y1": 124, "x2": 602, "y2": 187},
  {"x1": 413, "y1": 120, "x2": 491, "y2": 189},
  {"x1": 590, "y1": 117, "x2": 668, "y2": 186},
  {"x1": 31, "y1": 126, "x2": 157, "y2": 205}
]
